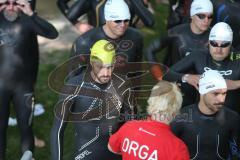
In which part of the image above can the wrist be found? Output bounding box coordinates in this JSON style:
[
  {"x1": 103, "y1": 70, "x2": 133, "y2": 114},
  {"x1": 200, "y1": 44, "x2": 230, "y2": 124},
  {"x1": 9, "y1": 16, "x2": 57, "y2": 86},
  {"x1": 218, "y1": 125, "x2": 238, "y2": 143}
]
[
  {"x1": 29, "y1": 11, "x2": 37, "y2": 17},
  {"x1": 182, "y1": 74, "x2": 189, "y2": 83}
]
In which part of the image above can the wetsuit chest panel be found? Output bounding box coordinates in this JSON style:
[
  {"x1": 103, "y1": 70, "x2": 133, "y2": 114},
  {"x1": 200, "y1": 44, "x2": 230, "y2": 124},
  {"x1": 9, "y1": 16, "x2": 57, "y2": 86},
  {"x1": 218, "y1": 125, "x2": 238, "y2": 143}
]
[
  {"x1": 169, "y1": 24, "x2": 209, "y2": 60},
  {"x1": 0, "y1": 18, "x2": 38, "y2": 83},
  {"x1": 175, "y1": 105, "x2": 233, "y2": 159}
]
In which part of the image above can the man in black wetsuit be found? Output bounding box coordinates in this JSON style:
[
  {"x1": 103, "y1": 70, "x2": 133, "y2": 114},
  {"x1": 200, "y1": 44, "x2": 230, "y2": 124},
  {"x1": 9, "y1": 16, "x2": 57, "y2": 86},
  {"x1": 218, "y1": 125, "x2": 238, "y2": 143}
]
[
  {"x1": 50, "y1": 40, "x2": 136, "y2": 160},
  {"x1": 0, "y1": 0, "x2": 58, "y2": 159},
  {"x1": 171, "y1": 69, "x2": 240, "y2": 159},
  {"x1": 164, "y1": 22, "x2": 240, "y2": 113},
  {"x1": 70, "y1": 0, "x2": 143, "y2": 76},
  {"x1": 57, "y1": 0, "x2": 154, "y2": 33}
]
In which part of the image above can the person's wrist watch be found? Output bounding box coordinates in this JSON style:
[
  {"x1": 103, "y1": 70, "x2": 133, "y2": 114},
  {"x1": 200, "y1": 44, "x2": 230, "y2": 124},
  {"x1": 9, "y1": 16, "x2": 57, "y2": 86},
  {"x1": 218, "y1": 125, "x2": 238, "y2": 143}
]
[{"x1": 182, "y1": 74, "x2": 189, "y2": 83}]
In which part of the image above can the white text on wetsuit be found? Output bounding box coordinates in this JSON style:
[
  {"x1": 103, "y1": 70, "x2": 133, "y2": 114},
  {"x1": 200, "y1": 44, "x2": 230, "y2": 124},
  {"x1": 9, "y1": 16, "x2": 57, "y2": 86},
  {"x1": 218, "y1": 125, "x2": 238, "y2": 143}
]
[{"x1": 122, "y1": 138, "x2": 158, "y2": 160}]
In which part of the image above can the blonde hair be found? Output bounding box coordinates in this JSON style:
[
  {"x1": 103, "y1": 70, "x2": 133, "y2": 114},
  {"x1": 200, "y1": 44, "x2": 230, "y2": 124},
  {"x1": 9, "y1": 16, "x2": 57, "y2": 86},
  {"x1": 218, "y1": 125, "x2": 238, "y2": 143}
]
[{"x1": 147, "y1": 81, "x2": 183, "y2": 122}]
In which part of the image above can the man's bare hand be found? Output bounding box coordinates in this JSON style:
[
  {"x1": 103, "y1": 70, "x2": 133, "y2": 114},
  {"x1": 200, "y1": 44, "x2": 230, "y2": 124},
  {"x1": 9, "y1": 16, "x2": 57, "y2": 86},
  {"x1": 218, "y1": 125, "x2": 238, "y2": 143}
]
[
  {"x1": 75, "y1": 22, "x2": 93, "y2": 34},
  {"x1": 16, "y1": 0, "x2": 33, "y2": 16},
  {"x1": 185, "y1": 74, "x2": 200, "y2": 90},
  {"x1": 0, "y1": 0, "x2": 7, "y2": 12},
  {"x1": 0, "y1": 0, "x2": 7, "y2": 4}
]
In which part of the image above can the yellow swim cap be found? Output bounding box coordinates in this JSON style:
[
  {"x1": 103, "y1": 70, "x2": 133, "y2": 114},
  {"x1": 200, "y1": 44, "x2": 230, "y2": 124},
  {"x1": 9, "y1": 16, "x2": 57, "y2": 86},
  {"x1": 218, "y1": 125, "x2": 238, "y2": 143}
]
[{"x1": 90, "y1": 40, "x2": 116, "y2": 66}]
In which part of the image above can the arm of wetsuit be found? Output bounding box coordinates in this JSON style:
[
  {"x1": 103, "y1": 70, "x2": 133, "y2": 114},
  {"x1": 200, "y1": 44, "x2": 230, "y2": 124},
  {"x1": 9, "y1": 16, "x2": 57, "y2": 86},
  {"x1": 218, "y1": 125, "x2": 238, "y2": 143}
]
[
  {"x1": 144, "y1": 35, "x2": 172, "y2": 80},
  {"x1": 28, "y1": 14, "x2": 58, "y2": 39},
  {"x1": 50, "y1": 86, "x2": 76, "y2": 160},
  {"x1": 66, "y1": 0, "x2": 90, "y2": 24},
  {"x1": 167, "y1": 0, "x2": 181, "y2": 28},
  {"x1": 136, "y1": 30, "x2": 144, "y2": 62},
  {"x1": 145, "y1": 35, "x2": 172, "y2": 63},
  {"x1": 163, "y1": 53, "x2": 196, "y2": 82},
  {"x1": 50, "y1": 101, "x2": 68, "y2": 160},
  {"x1": 57, "y1": 0, "x2": 71, "y2": 16},
  {"x1": 129, "y1": 0, "x2": 154, "y2": 27}
]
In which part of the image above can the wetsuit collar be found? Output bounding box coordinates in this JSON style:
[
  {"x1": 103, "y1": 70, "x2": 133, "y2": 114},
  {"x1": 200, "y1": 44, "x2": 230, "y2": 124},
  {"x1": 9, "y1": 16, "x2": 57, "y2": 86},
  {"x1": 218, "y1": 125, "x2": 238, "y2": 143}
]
[{"x1": 197, "y1": 104, "x2": 219, "y2": 118}]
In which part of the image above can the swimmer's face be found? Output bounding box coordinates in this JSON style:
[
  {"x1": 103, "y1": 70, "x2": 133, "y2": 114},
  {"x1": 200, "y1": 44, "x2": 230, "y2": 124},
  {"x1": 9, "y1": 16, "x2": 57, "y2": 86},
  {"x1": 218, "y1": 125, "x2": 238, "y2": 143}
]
[
  {"x1": 105, "y1": 19, "x2": 129, "y2": 38},
  {"x1": 202, "y1": 88, "x2": 227, "y2": 114},
  {"x1": 209, "y1": 40, "x2": 231, "y2": 61},
  {"x1": 5, "y1": 0, "x2": 19, "y2": 12},
  {"x1": 191, "y1": 12, "x2": 212, "y2": 33},
  {"x1": 3, "y1": 0, "x2": 20, "y2": 21},
  {"x1": 90, "y1": 61, "x2": 114, "y2": 84}
]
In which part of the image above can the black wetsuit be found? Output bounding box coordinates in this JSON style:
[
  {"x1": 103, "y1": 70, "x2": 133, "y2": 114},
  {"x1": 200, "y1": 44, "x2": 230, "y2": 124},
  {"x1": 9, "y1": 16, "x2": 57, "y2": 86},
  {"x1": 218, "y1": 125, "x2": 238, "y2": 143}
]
[
  {"x1": 171, "y1": 104, "x2": 240, "y2": 159},
  {"x1": 57, "y1": 0, "x2": 154, "y2": 27},
  {"x1": 50, "y1": 68, "x2": 135, "y2": 160},
  {"x1": 0, "y1": 12, "x2": 58, "y2": 159},
  {"x1": 164, "y1": 50, "x2": 240, "y2": 113}
]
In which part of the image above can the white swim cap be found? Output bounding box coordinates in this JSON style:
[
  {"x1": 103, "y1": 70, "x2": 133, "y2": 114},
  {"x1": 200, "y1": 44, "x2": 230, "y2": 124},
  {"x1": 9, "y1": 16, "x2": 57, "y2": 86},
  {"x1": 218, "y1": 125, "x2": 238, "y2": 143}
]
[
  {"x1": 104, "y1": 0, "x2": 131, "y2": 21},
  {"x1": 199, "y1": 70, "x2": 227, "y2": 95},
  {"x1": 209, "y1": 22, "x2": 233, "y2": 42},
  {"x1": 190, "y1": 0, "x2": 213, "y2": 16}
]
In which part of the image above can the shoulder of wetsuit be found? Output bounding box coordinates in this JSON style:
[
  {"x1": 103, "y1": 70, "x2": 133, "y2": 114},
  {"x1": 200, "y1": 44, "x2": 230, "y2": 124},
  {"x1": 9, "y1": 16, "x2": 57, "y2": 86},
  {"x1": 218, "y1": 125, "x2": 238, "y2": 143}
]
[
  {"x1": 73, "y1": 27, "x2": 104, "y2": 52},
  {"x1": 168, "y1": 23, "x2": 190, "y2": 35},
  {"x1": 74, "y1": 27, "x2": 104, "y2": 44},
  {"x1": 222, "y1": 107, "x2": 240, "y2": 120},
  {"x1": 66, "y1": 67, "x2": 88, "y2": 85}
]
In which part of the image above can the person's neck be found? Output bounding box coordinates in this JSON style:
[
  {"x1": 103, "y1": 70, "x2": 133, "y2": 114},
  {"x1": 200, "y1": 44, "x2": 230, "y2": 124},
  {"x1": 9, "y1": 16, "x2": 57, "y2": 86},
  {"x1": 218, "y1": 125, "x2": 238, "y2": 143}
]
[
  {"x1": 198, "y1": 100, "x2": 217, "y2": 115},
  {"x1": 103, "y1": 25, "x2": 118, "y2": 39},
  {"x1": 190, "y1": 22, "x2": 204, "y2": 35}
]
